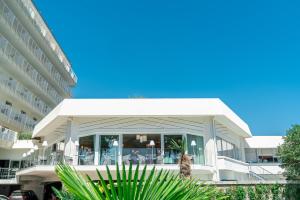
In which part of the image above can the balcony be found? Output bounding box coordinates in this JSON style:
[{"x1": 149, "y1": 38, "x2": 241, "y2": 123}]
[
  {"x1": 0, "y1": 168, "x2": 17, "y2": 180},
  {"x1": 0, "y1": 74, "x2": 52, "y2": 116},
  {"x1": 17, "y1": 134, "x2": 215, "y2": 180},
  {"x1": 0, "y1": 126, "x2": 17, "y2": 148},
  {"x1": 0, "y1": 0, "x2": 72, "y2": 95},
  {"x1": 0, "y1": 33, "x2": 63, "y2": 105},
  {"x1": 15, "y1": 0, "x2": 77, "y2": 84},
  {"x1": 217, "y1": 156, "x2": 250, "y2": 174},
  {"x1": 0, "y1": 100, "x2": 37, "y2": 131}
]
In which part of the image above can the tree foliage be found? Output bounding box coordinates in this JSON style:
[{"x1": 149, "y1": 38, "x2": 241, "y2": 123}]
[{"x1": 278, "y1": 125, "x2": 300, "y2": 179}]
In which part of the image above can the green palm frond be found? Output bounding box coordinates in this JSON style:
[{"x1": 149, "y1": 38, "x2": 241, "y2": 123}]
[
  {"x1": 54, "y1": 162, "x2": 226, "y2": 200},
  {"x1": 169, "y1": 137, "x2": 187, "y2": 154}
]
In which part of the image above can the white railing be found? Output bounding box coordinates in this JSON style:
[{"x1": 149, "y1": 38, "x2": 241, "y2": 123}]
[
  {"x1": 15, "y1": 0, "x2": 77, "y2": 84},
  {"x1": 0, "y1": 74, "x2": 52, "y2": 115},
  {"x1": 0, "y1": 0, "x2": 72, "y2": 94},
  {"x1": 0, "y1": 101, "x2": 37, "y2": 131},
  {"x1": 0, "y1": 33, "x2": 63, "y2": 104},
  {"x1": 0, "y1": 167, "x2": 17, "y2": 179},
  {"x1": 0, "y1": 126, "x2": 17, "y2": 147},
  {"x1": 217, "y1": 156, "x2": 250, "y2": 173}
]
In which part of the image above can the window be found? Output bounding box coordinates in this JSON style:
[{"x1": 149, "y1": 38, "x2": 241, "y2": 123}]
[
  {"x1": 122, "y1": 134, "x2": 161, "y2": 164},
  {"x1": 78, "y1": 135, "x2": 95, "y2": 165},
  {"x1": 164, "y1": 135, "x2": 182, "y2": 164},
  {"x1": 99, "y1": 135, "x2": 119, "y2": 165},
  {"x1": 216, "y1": 137, "x2": 240, "y2": 160},
  {"x1": 187, "y1": 134, "x2": 205, "y2": 165}
]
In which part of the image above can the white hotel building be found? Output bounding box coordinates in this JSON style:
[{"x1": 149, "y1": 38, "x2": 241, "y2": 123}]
[
  {"x1": 15, "y1": 99, "x2": 284, "y2": 199},
  {"x1": 0, "y1": 0, "x2": 76, "y2": 196}
]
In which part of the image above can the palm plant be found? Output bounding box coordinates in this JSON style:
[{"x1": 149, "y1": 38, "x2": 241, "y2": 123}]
[
  {"x1": 54, "y1": 162, "x2": 226, "y2": 200},
  {"x1": 169, "y1": 137, "x2": 192, "y2": 179}
]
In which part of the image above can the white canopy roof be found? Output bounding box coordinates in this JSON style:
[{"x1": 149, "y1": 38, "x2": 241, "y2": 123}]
[
  {"x1": 245, "y1": 136, "x2": 284, "y2": 148},
  {"x1": 33, "y1": 98, "x2": 252, "y2": 137}
]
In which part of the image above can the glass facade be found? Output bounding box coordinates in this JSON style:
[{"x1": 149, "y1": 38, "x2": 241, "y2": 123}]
[
  {"x1": 77, "y1": 133, "x2": 205, "y2": 166},
  {"x1": 216, "y1": 137, "x2": 240, "y2": 160},
  {"x1": 122, "y1": 134, "x2": 161, "y2": 164},
  {"x1": 99, "y1": 135, "x2": 119, "y2": 165},
  {"x1": 163, "y1": 135, "x2": 182, "y2": 164},
  {"x1": 78, "y1": 135, "x2": 95, "y2": 165},
  {"x1": 187, "y1": 134, "x2": 205, "y2": 164}
]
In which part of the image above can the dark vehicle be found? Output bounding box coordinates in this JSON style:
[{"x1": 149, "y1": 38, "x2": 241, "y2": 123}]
[{"x1": 9, "y1": 190, "x2": 38, "y2": 200}]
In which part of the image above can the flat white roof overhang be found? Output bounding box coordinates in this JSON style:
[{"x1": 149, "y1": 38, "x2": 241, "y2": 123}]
[
  {"x1": 33, "y1": 98, "x2": 252, "y2": 138},
  {"x1": 245, "y1": 136, "x2": 284, "y2": 148}
]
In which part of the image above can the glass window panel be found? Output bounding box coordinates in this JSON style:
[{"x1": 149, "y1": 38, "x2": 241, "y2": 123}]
[
  {"x1": 187, "y1": 134, "x2": 205, "y2": 165},
  {"x1": 122, "y1": 134, "x2": 161, "y2": 164},
  {"x1": 164, "y1": 135, "x2": 182, "y2": 164},
  {"x1": 99, "y1": 135, "x2": 119, "y2": 165},
  {"x1": 78, "y1": 135, "x2": 95, "y2": 165},
  {"x1": 216, "y1": 137, "x2": 223, "y2": 156},
  {"x1": 10, "y1": 161, "x2": 19, "y2": 169}
]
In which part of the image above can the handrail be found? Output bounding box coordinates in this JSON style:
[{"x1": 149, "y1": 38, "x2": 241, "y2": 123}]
[
  {"x1": 15, "y1": 0, "x2": 77, "y2": 84},
  {"x1": 0, "y1": 74, "x2": 52, "y2": 115},
  {"x1": 0, "y1": 0, "x2": 71, "y2": 94},
  {"x1": 0, "y1": 167, "x2": 18, "y2": 179},
  {"x1": 0, "y1": 32, "x2": 63, "y2": 105},
  {"x1": 248, "y1": 162, "x2": 274, "y2": 175}
]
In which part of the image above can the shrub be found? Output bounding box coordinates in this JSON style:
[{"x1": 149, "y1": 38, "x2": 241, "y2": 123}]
[
  {"x1": 271, "y1": 184, "x2": 281, "y2": 200},
  {"x1": 235, "y1": 186, "x2": 246, "y2": 200},
  {"x1": 18, "y1": 132, "x2": 32, "y2": 140},
  {"x1": 247, "y1": 186, "x2": 256, "y2": 200}
]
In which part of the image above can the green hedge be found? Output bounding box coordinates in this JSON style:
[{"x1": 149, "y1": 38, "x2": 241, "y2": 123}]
[{"x1": 223, "y1": 184, "x2": 288, "y2": 200}]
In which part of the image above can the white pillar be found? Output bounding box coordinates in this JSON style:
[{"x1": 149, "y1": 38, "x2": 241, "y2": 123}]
[
  {"x1": 207, "y1": 118, "x2": 220, "y2": 181},
  {"x1": 240, "y1": 136, "x2": 246, "y2": 162},
  {"x1": 64, "y1": 119, "x2": 78, "y2": 165},
  {"x1": 94, "y1": 135, "x2": 99, "y2": 165}
]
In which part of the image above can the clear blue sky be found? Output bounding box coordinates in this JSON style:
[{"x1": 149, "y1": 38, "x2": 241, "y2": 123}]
[{"x1": 34, "y1": 0, "x2": 300, "y2": 136}]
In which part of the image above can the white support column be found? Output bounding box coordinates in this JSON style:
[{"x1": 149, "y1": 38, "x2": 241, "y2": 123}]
[
  {"x1": 64, "y1": 119, "x2": 79, "y2": 166},
  {"x1": 207, "y1": 118, "x2": 220, "y2": 181},
  {"x1": 240, "y1": 136, "x2": 246, "y2": 162},
  {"x1": 94, "y1": 135, "x2": 99, "y2": 165},
  {"x1": 118, "y1": 134, "x2": 123, "y2": 164}
]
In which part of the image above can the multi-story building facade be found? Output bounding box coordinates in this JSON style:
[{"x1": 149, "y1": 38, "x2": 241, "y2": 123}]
[
  {"x1": 0, "y1": 0, "x2": 76, "y2": 195},
  {"x1": 14, "y1": 99, "x2": 285, "y2": 199}
]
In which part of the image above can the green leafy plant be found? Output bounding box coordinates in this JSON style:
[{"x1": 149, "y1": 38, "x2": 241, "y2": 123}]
[
  {"x1": 271, "y1": 184, "x2": 281, "y2": 200},
  {"x1": 235, "y1": 186, "x2": 246, "y2": 200},
  {"x1": 54, "y1": 162, "x2": 227, "y2": 200},
  {"x1": 224, "y1": 187, "x2": 235, "y2": 200},
  {"x1": 278, "y1": 125, "x2": 300, "y2": 179},
  {"x1": 17, "y1": 132, "x2": 32, "y2": 140},
  {"x1": 247, "y1": 186, "x2": 256, "y2": 200}
]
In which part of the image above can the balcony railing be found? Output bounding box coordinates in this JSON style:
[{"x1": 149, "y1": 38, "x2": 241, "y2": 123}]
[
  {"x1": 0, "y1": 100, "x2": 37, "y2": 131},
  {"x1": 0, "y1": 74, "x2": 52, "y2": 116},
  {"x1": 0, "y1": 168, "x2": 17, "y2": 179},
  {"x1": 15, "y1": 0, "x2": 77, "y2": 84},
  {"x1": 0, "y1": 0, "x2": 72, "y2": 94},
  {"x1": 0, "y1": 126, "x2": 17, "y2": 148},
  {"x1": 0, "y1": 33, "x2": 63, "y2": 105}
]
